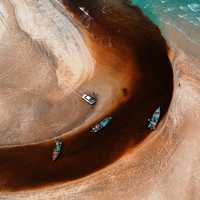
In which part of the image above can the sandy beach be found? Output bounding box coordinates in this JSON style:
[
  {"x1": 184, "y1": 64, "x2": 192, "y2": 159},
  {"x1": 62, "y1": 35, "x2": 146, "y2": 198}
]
[{"x1": 0, "y1": 0, "x2": 199, "y2": 199}]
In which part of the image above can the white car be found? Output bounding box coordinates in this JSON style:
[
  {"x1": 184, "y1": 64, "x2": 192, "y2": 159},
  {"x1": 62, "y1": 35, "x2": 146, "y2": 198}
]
[{"x1": 82, "y1": 94, "x2": 96, "y2": 105}]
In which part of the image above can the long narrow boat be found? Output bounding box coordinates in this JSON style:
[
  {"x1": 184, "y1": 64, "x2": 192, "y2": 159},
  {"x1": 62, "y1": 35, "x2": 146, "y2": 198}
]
[
  {"x1": 90, "y1": 117, "x2": 112, "y2": 133},
  {"x1": 147, "y1": 107, "x2": 161, "y2": 130},
  {"x1": 52, "y1": 140, "x2": 63, "y2": 161}
]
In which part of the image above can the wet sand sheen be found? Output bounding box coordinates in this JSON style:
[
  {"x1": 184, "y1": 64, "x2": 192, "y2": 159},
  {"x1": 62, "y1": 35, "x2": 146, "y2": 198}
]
[{"x1": 0, "y1": 0, "x2": 173, "y2": 191}]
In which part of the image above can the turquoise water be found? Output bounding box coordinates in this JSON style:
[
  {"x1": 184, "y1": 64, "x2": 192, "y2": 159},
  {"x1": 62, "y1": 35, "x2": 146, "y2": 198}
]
[{"x1": 131, "y1": 0, "x2": 200, "y2": 43}]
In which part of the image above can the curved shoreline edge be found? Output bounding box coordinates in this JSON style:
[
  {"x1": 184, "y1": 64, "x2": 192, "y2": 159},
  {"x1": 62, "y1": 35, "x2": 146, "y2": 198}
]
[{"x1": 0, "y1": 0, "x2": 173, "y2": 191}]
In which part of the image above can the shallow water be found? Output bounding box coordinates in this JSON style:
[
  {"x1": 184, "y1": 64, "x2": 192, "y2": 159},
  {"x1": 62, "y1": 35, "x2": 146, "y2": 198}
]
[{"x1": 131, "y1": 0, "x2": 200, "y2": 44}]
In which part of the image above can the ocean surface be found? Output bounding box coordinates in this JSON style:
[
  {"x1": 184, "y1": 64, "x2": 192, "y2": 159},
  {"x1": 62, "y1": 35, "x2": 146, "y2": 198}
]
[{"x1": 131, "y1": 0, "x2": 200, "y2": 44}]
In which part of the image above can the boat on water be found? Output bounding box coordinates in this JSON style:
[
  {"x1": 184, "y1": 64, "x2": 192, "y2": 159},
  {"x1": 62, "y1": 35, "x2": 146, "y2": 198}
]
[
  {"x1": 52, "y1": 140, "x2": 63, "y2": 161},
  {"x1": 90, "y1": 117, "x2": 112, "y2": 133},
  {"x1": 147, "y1": 107, "x2": 161, "y2": 130}
]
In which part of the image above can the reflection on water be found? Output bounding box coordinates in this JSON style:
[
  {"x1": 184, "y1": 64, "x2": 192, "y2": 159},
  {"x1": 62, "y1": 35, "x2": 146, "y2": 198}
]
[{"x1": 131, "y1": 0, "x2": 200, "y2": 43}]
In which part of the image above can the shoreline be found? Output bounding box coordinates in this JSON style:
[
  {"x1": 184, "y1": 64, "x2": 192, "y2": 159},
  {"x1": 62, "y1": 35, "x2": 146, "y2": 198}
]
[
  {"x1": 163, "y1": 21, "x2": 200, "y2": 59},
  {"x1": 1, "y1": 1, "x2": 200, "y2": 199},
  {"x1": 0, "y1": 0, "x2": 173, "y2": 191}
]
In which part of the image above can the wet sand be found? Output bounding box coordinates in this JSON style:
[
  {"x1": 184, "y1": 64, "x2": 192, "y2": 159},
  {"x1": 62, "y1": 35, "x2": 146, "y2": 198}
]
[{"x1": 0, "y1": 0, "x2": 199, "y2": 199}]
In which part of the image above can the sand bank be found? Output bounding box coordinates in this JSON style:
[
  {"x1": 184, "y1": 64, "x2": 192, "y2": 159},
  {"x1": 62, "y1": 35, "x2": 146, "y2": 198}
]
[{"x1": 0, "y1": 0, "x2": 199, "y2": 199}]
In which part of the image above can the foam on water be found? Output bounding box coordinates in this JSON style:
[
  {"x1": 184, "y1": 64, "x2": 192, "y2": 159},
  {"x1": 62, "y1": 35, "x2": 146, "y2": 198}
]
[{"x1": 131, "y1": 0, "x2": 200, "y2": 44}]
